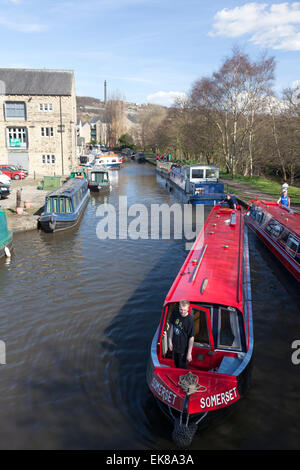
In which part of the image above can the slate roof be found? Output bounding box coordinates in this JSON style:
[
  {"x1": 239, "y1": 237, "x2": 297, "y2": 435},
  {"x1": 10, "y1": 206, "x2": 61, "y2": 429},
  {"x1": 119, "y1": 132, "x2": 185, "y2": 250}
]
[{"x1": 0, "y1": 68, "x2": 74, "y2": 96}]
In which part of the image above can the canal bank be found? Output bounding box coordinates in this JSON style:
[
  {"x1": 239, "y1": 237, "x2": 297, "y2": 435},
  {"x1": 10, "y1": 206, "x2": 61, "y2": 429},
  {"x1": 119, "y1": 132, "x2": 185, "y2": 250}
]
[{"x1": 1, "y1": 178, "x2": 53, "y2": 233}]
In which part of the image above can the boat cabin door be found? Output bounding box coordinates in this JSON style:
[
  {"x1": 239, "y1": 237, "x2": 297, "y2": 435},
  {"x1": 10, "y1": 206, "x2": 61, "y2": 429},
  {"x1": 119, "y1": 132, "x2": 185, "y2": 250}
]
[{"x1": 190, "y1": 305, "x2": 214, "y2": 370}]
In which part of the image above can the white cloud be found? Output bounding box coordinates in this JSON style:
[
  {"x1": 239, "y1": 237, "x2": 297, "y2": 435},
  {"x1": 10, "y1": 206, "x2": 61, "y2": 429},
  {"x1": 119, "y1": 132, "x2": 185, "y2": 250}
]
[
  {"x1": 0, "y1": 16, "x2": 47, "y2": 32},
  {"x1": 146, "y1": 91, "x2": 187, "y2": 107},
  {"x1": 210, "y1": 2, "x2": 300, "y2": 51}
]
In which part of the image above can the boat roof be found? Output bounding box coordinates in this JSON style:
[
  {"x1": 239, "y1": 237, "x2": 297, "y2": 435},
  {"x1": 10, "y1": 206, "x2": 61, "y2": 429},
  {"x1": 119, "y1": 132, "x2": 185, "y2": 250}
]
[
  {"x1": 47, "y1": 178, "x2": 87, "y2": 197},
  {"x1": 252, "y1": 200, "x2": 300, "y2": 237},
  {"x1": 187, "y1": 165, "x2": 218, "y2": 169},
  {"x1": 165, "y1": 205, "x2": 244, "y2": 311},
  {"x1": 171, "y1": 164, "x2": 219, "y2": 173},
  {"x1": 90, "y1": 165, "x2": 108, "y2": 172}
]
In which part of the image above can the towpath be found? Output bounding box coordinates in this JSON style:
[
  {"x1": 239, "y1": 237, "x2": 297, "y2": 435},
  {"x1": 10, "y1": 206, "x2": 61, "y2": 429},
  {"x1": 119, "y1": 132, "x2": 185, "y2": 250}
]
[{"x1": 221, "y1": 178, "x2": 299, "y2": 211}]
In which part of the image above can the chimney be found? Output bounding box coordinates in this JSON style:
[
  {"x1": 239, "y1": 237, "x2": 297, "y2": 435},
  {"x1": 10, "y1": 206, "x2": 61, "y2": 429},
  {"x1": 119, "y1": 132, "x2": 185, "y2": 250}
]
[{"x1": 104, "y1": 80, "x2": 107, "y2": 103}]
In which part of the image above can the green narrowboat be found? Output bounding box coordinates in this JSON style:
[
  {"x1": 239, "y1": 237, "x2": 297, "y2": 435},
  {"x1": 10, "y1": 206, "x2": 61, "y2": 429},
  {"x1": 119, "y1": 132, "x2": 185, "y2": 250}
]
[
  {"x1": 87, "y1": 165, "x2": 111, "y2": 192},
  {"x1": 0, "y1": 207, "x2": 13, "y2": 259},
  {"x1": 70, "y1": 167, "x2": 87, "y2": 179}
]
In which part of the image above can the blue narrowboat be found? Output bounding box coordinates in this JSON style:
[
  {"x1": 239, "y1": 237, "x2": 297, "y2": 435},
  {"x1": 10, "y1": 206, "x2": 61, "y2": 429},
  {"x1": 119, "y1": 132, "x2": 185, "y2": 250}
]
[
  {"x1": 166, "y1": 165, "x2": 228, "y2": 205},
  {"x1": 38, "y1": 178, "x2": 90, "y2": 232},
  {"x1": 0, "y1": 207, "x2": 13, "y2": 259}
]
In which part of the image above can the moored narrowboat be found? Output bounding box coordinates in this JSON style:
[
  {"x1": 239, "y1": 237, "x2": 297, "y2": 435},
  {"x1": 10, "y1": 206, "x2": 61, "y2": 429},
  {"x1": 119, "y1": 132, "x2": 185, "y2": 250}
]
[
  {"x1": 166, "y1": 165, "x2": 228, "y2": 205},
  {"x1": 156, "y1": 160, "x2": 176, "y2": 176},
  {"x1": 147, "y1": 205, "x2": 253, "y2": 447},
  {"x1": 70, "y1": 167, "x2": 87, "y2": 179},
  {"x1": 38, "y1": 178, "x2": 90, "y2": 232},
  {"x1": 245, "y1": 200, "x2": 300, "y2": 282},
  {"x1": 94, "y1": 153, "x2": 121, "y2": 170},
  {"x1": 0, "y1": 207, "x2": 13, "y2": 259},
  {"x1": 87, "y1": 165, "x2": 111, "y2": 192},
  {"x1": 136, "y1": 152, "x2": 146, "y2": 163}
]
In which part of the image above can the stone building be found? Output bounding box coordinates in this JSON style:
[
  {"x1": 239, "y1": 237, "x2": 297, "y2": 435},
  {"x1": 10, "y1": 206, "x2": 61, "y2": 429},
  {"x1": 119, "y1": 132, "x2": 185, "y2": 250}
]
[
  {"x1": 90, "y1": 117, "x2": 108, "y2": 145},
  {"x1": 0, "y1": 68, "x2": 77, "y2": 176}
]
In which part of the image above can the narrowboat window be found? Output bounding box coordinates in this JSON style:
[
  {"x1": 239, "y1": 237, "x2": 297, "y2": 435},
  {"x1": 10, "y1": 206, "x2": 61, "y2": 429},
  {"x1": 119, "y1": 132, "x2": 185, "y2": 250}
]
[
  {"x1": 91, "y1": 172, "x2": 96, "y2": 182},
  {"x1": 66, "y1": 198, "x2": 72, "y2": 213},
  {"x1": 280, "y1": 230, "x2": 289, "y2": 243},
  {"x1": 265, "y1": 219, "x2": 283, "y2": 238},
  {"x1": 217, "y1": 308, "x2": 241, "y2": 351},
  {"x1": 46, "y1": 198, "x2": 52, "y2": 213},
  {"x1": 206, "y1": 169, "x2": 218, "y2": 179},
  {"x1": 286, "y1": 235, "x2": 299, "y2": 256},
  {"x1": 52, "y1": 198, "x2": 59, "y2": 213},
  {"x1": 59, "y1": 197, "x2": 65, "y2": 213},
  {"x1": 191, "y1": 169, "x2": 204, "y2": 179},
  {"x1": 256, "y1": 210, "x2": 264, "y2": 224},
  {"x1": 249, "y1": 205, "x2": 257, "y2": 219},
  {"x1": 192, "y1": 308, "x2": 210, "y2": 348}
]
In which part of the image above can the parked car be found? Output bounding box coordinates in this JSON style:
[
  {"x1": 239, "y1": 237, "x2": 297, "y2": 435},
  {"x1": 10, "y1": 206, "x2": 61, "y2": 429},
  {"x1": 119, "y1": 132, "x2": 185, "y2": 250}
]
[
  {"x1": 0, "y1": 165, "x2": 27, "y2": 180},
  {"x1": 0, "y1": 183, "x2": 10, "y2": 199},
  {"x1": 10, "y1": 164, "x2": 28, "y2": 176},
  {"x1": 0, "y1": 171, "x2": 11, "y2": 186}
]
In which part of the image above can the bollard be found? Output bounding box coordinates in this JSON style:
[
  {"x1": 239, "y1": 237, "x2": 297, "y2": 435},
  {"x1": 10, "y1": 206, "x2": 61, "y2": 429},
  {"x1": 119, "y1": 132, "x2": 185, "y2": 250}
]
[{"x1": 16, "y1": 189, "x2": 21, "y2": 208}]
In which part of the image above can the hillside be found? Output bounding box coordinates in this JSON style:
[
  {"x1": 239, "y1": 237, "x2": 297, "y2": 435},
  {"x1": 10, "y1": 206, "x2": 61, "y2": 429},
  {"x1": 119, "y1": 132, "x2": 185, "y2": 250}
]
[{"x1": 76, "y1": 96, "x2": 166, "y2": 123}]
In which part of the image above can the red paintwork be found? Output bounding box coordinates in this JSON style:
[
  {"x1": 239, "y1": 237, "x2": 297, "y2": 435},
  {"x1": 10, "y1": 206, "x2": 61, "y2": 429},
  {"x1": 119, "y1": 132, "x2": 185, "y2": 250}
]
[
  {"x1": 149, "y1": 367, "x2": 239, "y2": 414},
  {"x1": 148, "y1": 205, "x2": 249, "y2": 415},
  {"x1": 165, "y1": 206, "x2": 243, "y2": 311},
  {"x1": 246, "y1": 200, "x2": 300, "y2": 282},
  {"x1": 251, "y1": 200, "x2": 300, "y2": 233}
]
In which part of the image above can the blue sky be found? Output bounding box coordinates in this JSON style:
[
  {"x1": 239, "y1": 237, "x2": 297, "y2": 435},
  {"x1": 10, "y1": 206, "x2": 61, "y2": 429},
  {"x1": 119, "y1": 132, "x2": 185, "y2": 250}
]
[{"x1": 0, "y1": 0, "x2": 299, "y2": 105}]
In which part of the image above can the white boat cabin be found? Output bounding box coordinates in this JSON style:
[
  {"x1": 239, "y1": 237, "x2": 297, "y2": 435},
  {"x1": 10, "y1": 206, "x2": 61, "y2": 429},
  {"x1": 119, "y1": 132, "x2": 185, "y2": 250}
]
[{"x1": 188, "y1": 165, "x2": 219, "y2": 183}]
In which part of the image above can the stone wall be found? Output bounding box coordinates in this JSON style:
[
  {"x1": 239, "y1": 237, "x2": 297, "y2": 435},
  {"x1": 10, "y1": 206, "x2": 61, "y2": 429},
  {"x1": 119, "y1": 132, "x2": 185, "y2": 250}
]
[{"x1": 0, "y1": 83, "x2": 77, "y2": 177}]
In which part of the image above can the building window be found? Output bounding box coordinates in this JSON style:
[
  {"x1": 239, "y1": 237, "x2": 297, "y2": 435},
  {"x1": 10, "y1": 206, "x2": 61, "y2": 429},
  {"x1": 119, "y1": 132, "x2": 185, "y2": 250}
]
[
  {"x1": 7, "y1": 127, "x2": 27, "y2": 149},
  {"x1": 39, "y1": 103, "x2": 53, "y2": 112},
  {"x1": 42, "y1": 154, "x2": 55, "y2": 164},
  {"x1": 41, "y1": 127, "x2": 54, "y2": 137},
  {"x1": 5, "y1": 102, "x2": 26, "y2": 120}
]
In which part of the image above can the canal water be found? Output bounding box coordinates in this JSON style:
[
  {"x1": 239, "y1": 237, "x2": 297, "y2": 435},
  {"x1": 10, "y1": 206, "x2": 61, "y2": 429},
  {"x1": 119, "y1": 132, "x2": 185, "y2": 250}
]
[{"x1": 0, "y1": 161, "x2": 299, "y2": 450}]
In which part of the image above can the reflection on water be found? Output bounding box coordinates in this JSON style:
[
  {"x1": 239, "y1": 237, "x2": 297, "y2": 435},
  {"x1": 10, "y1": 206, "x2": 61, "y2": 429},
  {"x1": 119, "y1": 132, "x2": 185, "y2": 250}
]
[{"x1": 0, "y1": 161, "x2": 299, "y2": 450}]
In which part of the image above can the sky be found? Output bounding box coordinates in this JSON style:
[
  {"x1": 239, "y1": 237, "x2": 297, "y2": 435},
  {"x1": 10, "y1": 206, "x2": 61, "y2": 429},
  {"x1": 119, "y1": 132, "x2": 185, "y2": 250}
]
[{"x1": 0, "y1": 0, "x2": 299, "y2": 106}]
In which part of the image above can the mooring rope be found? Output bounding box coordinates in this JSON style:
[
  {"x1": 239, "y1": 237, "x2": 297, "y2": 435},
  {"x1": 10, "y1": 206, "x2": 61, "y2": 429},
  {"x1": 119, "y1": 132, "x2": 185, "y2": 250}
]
[{"x1": 178, "y1": 371, "x2": 207, "y2": 395}]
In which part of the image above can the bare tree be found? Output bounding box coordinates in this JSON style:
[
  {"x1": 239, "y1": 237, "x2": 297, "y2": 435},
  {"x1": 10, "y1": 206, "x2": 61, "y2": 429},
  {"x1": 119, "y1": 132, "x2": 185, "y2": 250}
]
[
  {"x1": 190, "y1": 47, "x2": 275, "y2": 175},
  {"x1": 105, "y1": 91, "x2": 127, "y2": 147}
]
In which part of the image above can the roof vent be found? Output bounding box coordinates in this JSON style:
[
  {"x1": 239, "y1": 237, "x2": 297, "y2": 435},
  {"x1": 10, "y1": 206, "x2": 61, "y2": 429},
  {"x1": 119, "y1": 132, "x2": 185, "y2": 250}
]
[
  {"x1": 230, "y1": 213, "x2": 236, "y2": 225},
  {"x1": 200, "y1": 277, "x2": 209, "y2": 293}
]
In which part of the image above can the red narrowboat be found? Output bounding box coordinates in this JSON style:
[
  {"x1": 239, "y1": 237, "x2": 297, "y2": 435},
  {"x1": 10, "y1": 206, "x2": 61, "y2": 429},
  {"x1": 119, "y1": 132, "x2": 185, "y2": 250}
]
[
  {"x1": 147, "y1": 205, "x2": 253, "y2": 447},
  {"x1": 245, "y1": 200, "x2": 300, "y2": 282}
]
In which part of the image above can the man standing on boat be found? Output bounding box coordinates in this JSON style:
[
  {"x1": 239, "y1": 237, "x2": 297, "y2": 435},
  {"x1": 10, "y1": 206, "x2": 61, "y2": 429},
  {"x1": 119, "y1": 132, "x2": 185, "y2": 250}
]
[
  {"x1": 278, "y1": 189, "x2": 290, "y2": 208},
  {"x1": 168, "y1": 300, "x2": 195, "y2": 369},
  {"x1": 223, "y1": 193, "x2": 237, "y2": 210}
]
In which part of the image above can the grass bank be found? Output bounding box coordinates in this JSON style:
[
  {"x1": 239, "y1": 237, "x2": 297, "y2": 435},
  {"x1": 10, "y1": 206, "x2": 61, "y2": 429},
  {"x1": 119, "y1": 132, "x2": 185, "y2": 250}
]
[{"x1": 220, "y1": 171, "x2": 300, "y2": 204}]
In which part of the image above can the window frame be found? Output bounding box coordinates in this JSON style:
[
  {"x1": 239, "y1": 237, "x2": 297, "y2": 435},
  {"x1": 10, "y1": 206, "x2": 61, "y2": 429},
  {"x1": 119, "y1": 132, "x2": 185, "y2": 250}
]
[
  {"x1": 5, "y1": 101, "x2": 26, "y2": 120},
  {"x1": 216, "y1": 307, "x2": 243, "y2": 352},
  {"x1": 191, "y1": 305, "x2": 212, "y2": 349},
  {"x1": 6, "y1": 126, "x2": 28, "y2": 149},
  {"x1": 191, "y1": 169, "x2": 204, "y2": 180}
]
